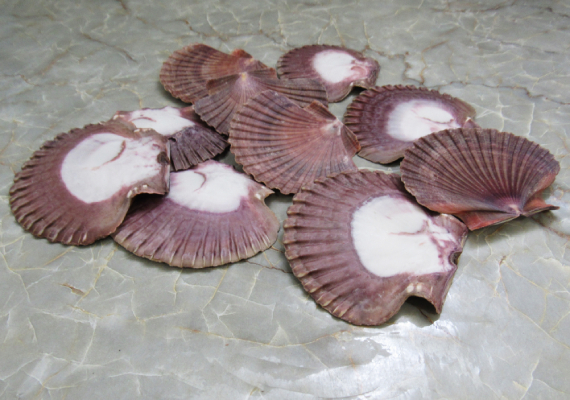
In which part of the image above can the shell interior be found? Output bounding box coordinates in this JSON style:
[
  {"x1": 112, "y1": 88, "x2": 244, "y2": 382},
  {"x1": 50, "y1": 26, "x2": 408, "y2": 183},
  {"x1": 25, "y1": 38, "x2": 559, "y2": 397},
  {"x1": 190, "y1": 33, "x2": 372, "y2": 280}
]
[
  {"x1": 284, "y1": 170, "x2": 468, "y2": 326},
  {"x1": 277, "y1": 45, "x2": 380, "y2": 102},
  {"x1": 344, "y1": 85, "x2": 478, "y2": 164},
  {"x1": 400, "y1": 128, "x2": 560, "y2": 230},
  {"x1": 112, "y1": 160, "x2": 280, "y2": 268},
  {"x1": 10, "y1": 121, "x2": 170, "y2": 245},
  {"x1": 229, "y1": 90, "x2": 360, "y2": 194}
]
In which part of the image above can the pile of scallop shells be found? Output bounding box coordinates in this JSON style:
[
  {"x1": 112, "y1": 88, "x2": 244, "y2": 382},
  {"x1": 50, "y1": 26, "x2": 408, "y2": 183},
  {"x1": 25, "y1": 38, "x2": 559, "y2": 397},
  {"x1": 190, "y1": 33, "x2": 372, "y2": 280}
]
[{"x1": 10, "y1": 43, "x2": 561, "y2": 326}]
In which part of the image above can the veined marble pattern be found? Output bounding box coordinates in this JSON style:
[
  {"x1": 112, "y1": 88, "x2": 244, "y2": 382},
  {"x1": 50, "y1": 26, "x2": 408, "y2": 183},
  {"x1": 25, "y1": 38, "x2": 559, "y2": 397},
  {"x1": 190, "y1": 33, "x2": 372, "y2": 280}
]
[{"x1": 1, "y1": 0, "x2": 570, "y2": 398}]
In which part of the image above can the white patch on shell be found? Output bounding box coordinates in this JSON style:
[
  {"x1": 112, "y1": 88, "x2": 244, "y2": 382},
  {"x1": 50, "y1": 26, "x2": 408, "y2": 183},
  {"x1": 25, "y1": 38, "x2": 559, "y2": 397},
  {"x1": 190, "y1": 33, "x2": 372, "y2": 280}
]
[
  {"x1": 387, "y1": 100, "x2": 461, "y2": 142},
  {"x1": 312, "y1": 50, "x2": 369, "y2": 84},
  {"x1": 351, "y1": 195, "x2": 458, "y2": 277},
  {"x1": 122, "y1": 107, "x2": 195, "y2": 136},
  {"x1": 61, "y1": 133, "x2": 164, "y2": 204},
  {"x1": 168, "y1": 162, "x2": 256, "y2": 213}
]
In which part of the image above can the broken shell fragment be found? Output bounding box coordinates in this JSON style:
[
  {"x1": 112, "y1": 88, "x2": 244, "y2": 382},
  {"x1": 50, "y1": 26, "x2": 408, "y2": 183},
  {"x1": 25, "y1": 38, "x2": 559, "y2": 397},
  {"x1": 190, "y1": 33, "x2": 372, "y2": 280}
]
[
  {"x1": 113, "y1": 106, "x2": 228, "y2": 171},
  {"x1": 194, "y1": 70, "x2": 328, "y2": 134},
  {"x1": 400, "y1": 128, "x2": 560, "y2": 230},
  {"x1": 229, "y1": 90, "x2": 360, "y2": 194},
  {"x1": 284, "y1": 170, "x2": 468, "y2": 326},
  {"x1": 277, "y1": 45, "x2": 380, "y2": 102},
  {"x1": 344, "y1": 85, "x2": 478, "y2": 164},
  {"x1": 160, "y1": 43, "x2": 271, "y2": 103},
  {"x1": 112, "y1": 160, "x2": 280, "y2": 268},
  {"x1": 10, "y1": 121, "x2": 170, "y2": 245}
]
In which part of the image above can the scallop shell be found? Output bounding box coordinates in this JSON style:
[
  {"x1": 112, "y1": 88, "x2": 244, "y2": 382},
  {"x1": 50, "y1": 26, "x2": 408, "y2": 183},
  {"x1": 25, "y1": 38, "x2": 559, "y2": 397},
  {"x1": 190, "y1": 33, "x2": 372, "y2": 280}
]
[
  {"x1": 344, "y1": 85, "x2": 478, "y2": 164},
  {"x1": 113, "y1": 106, "x2": 228, "y2": 171},
  {"x1": 112, "y1": 160, "x2": 279, "y2": 268},
  {"x1": 194, "y1": 70, "x2": 328, "y2": 134},
  {"x1": 277, "y1": 45, "x2": 380, "y2": 102},
  {"x1": 10, "y1": 121, "x2": 170, "y2": 245},
  {"x1": 400, "y1": 128, "x2": 560, "y2": 230},
  {"x1": 229, "y1": 90, "x2": 360, "y2": 194},
  {"x1": 160, "y1": 43, "x2": 271, "y2": 103},
  {"x1": 284, "y1": 170, "x2": 468, "y2": 326}
]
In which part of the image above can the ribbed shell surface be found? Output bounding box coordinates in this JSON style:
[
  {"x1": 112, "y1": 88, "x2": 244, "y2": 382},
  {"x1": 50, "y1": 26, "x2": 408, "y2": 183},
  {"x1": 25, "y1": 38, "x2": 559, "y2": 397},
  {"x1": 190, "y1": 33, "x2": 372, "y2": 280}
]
[
  {"x1": 229, "y1": 90, "x2": 359, "y2": 194},
  {"x1": 400, "y1": 128, "x2": 560, "y2": 230},
  {"x1": 284, "y1": 170, "x2": 468, "y2": 326}
]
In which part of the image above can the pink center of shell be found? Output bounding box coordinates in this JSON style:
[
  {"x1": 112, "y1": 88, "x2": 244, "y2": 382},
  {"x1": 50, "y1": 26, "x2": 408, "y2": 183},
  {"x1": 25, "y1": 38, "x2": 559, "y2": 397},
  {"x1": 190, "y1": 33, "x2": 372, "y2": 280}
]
[
  {"x1": 387, "y1": 100, "x2": 460, "y2": 142},
  {"x1": 351, "y1": 195, "x2": 459, "y2": 277}
]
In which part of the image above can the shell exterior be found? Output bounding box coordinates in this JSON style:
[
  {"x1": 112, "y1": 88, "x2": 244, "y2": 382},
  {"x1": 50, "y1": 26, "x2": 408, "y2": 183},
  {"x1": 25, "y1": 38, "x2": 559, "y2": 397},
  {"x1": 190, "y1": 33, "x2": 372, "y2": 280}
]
[
  {"x1": 194, "y1": 70, "x2": 328, "y2": 134},
  {"x1": 284, "y1": 170, "x2": 468, "y2": 326},
  {"x1": 229, "y1": 90, "x2": 360, "y2": 194},
  {"x1": 160, "y1": 43, "x2": 270, "y2": 103},
  {"x1": 344, "y1": 85, "x2": 478, "y2": 164},
  {"x1": 112, "y1": 161, "x2": 279, "y2": 268},
  {"x1": 400, "y1": 128, "x2": 560, "y2": 230},
  {"x1": 10, "y1": 121, "x2": 170, "y2": 245},
  {"x1": 277, "y1": 45, "x2": 380, "y2": 102},
  {"x1": 114, "y1": 106, "x2": 228, "y2": 171}
]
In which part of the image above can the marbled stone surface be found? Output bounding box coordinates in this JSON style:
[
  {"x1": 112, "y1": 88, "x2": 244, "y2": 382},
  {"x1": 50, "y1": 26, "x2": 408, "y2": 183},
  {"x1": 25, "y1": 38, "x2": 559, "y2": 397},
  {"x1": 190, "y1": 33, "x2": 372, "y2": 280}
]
[{"x1": 2, "y1": 0, "x2": 570, "y2": 398}]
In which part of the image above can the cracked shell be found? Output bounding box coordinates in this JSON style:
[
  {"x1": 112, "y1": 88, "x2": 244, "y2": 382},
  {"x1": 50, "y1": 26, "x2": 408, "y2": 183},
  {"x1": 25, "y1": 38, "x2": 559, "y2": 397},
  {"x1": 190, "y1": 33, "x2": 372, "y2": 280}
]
[
  {"x1": 277, "y1": 45, "x2": 380, "y2": 102},
  {"x1": 229, "y1": 90, "x2": 360, "y2": 194},
  {"x1": 112, "y1": 160, "x2": 280, "y2": 268},
  {"x1": 10, "y1": 121, "x2": 170, "y2": 245},
  {"x1": 400, "y1": 128, "x2": 560, "y2": 230},
  {"x1": 284, "y1": 169, "x2": 468, "y2": 326},
  {"x1": 344, "y1": 85, "x2": 478, "y2": 164},
  {"x1": 113, "y1": 106, "x2": 228, "y2": 171},
  {"x1": 160, "y1": 43, "x2": 271, "y2": 104}
]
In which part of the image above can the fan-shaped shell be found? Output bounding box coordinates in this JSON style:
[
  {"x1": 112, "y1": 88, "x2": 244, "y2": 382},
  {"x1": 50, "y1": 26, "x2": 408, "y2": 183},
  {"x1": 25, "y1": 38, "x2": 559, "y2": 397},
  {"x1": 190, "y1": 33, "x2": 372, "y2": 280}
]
[
  {"x1": 113, "y1": 106, "x2": 228, "y2": 171},
  {"x1": 400, "y1": 128, "x2": 560, "y2": 230},
  {"x1": 277, "y1": 45, "x2": 380, "y2": 102},
  {"x1": 284, "y1": 170, "x2": 468, "y2": 326},
  {"x1": 112, "y1": 161, "x2": 279, "y2": 268},
  {"x1": 160, "y1": 43, "x2": 270, "y2": 104},
  {"x1": 10, "y1": 121, "x2": 170, "y2": 245},
  {"x1": 194, "y1": 70, "x2": 327, "y2": 134},
  {"x1": 229, "y1": 90, "x2": 360, "y2": 194},
  {"x1": 344, "y1": 85, "x2": 478, "y2": 164}
]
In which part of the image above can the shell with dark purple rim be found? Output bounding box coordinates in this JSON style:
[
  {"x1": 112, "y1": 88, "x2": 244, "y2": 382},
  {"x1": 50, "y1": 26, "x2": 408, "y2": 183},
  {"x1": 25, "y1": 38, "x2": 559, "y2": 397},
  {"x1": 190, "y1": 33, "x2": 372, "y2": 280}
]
[
  {"x1": 344, "y1": 85, "x2": 478, "y2": 164},
  {"x1": 277, "y1": 45, "x2": 380, "y2": 102},
  {"x1": 112, "y1": 160, "x2": 280, "y2": 268},
  {"x1": 284, "y1": 169, "x2": 468, "y2": 326},
  {"x1": 10, "y1": 121, "x2": 170, "y2": 245}
]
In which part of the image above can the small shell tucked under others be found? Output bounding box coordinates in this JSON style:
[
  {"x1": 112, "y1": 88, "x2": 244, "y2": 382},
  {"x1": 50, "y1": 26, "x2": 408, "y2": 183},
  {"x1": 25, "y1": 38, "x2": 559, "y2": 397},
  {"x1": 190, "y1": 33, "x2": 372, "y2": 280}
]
[
  {"x1": 284, "y1": 170, "x2": 468, "y2": 326},
  {"x1": 344, "y1": 85, "x2": 478, "y2": 164},
  {"x1": 277, "y1": 45, "x2": 380, "y2": 102},
  {"x1": 229, "y1": 90, "x2": 360, "y2": 194},
  {"x1": 10, "y1": 121, "x2": 170, "y2": 245},
  {"x1": 400, "y1": 128, "x2": 560, "y2": 230},
  {"x1": 113, "y1": 106, "x2": 228, "y2": 171},
  {"x1": 112, "y1": 161, "x2": 280, "y2": 268}
]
